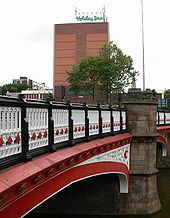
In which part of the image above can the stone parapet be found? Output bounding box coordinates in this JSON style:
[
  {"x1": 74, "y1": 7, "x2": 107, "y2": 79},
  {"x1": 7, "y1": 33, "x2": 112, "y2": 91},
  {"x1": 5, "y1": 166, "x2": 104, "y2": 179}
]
[
  {"x1": 123, "y1": 88, "x2": 157, "y2": 105},
  {"x1": 124, "y1": 89, "x2": 157, "y2": 135}
]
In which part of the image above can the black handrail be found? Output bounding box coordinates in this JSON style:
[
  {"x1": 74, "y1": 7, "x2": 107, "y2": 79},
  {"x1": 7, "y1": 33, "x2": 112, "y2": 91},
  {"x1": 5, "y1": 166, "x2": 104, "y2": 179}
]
[
  {"x1": 0, "y1": 95, "x2": 126, "y2": 169},
  {"x1": 1, "y1": 95, "x2": 170, "y2": 169}
]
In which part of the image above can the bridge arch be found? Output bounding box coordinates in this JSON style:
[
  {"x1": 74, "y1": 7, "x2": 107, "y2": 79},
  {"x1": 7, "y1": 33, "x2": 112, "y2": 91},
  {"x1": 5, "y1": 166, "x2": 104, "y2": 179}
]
[
  {"x1": 5, "y1": 162, "x2": 128, "y2": 218},
  {"x1": 0, "y1": 133, "x2": 131, "y2": 218},
  {"x1": 157, "y1": 135, "x2": 168, "y2": 157}
]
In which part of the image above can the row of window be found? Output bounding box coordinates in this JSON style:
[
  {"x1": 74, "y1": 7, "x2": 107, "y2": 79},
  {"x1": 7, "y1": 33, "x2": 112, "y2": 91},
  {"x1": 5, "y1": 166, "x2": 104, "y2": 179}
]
[{"x1": 23, "y1": 93, "x2": 45, "y2": 100}]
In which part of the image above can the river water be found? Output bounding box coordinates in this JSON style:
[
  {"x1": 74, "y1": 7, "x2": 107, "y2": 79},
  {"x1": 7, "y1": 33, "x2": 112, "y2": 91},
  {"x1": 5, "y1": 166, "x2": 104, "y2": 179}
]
[{"x1": 26, "y1": 168, "x2": 170, "y2": 218}]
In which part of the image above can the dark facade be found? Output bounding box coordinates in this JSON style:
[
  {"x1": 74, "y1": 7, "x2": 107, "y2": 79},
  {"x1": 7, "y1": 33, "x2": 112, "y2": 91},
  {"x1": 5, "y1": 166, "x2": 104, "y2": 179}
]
[{"x1": 53, "y1": 22, "x2": 109, "y2": 101}]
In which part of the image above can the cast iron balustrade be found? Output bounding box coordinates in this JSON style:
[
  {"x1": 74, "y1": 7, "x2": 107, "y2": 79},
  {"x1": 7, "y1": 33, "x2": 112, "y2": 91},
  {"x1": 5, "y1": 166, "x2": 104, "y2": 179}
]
[
  {"x1": 101, "y1": 106, "x2": 111, "y2": 134},
  {"x1": 113, "y1": 110, "x2": 121, "y2": 132},
  {"x1": 1, "y1": 95, "x2": 170, "y2": 169},
  {"x1": 0, "y1": 106, "x2": 21, "y2": 159},
  {"x1": 157, "y1": 110, "x2": 170, "y2": 126},
  {"x1": 0, "y1": 96, "x2": 128, "y2": 169},
  {"x1": 27, "y1": 107, "x2": 48, "y2": 150},
  {"x1": 88, "y1": 108, "x2": 100, "y2": 136},
  {"x1": 53, "y1": 108, "x2": 69, "y2": 144},
  {"x1": 122, "y1": 110, "x2": 127, "y2": 131},
  {"x1": 72, "y1": 108, "x2": 85, "y2": 140}
]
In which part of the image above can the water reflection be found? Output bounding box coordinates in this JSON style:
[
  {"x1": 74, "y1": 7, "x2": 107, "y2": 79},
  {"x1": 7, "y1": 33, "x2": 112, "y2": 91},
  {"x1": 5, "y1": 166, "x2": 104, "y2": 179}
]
[{"x1": 26, "y1": 169, "x2": 170, "y2": 218}]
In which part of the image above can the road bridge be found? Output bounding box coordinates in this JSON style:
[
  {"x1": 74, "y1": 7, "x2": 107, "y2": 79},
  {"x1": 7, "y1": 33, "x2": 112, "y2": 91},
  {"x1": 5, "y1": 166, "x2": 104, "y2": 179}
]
[{"x1": 0, "y1": 88, "x2": 170, "y2": 217}]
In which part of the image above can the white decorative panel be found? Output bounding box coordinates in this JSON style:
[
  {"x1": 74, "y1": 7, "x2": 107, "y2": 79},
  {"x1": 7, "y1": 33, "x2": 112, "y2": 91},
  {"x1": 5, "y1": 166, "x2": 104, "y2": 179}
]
[
  {"x1": 27, "y1": 108, "x2": 48, "y2": 150},
  {"x1": 88, "y1": 110, "x2": 99, "y2": 136},
  {"x1": 0, "y1": 106, "x2": 22, "y2": 158},
  {"x1": 79, "y1": 144, "x2": 130, "y2": 169},
  {"x1": 72, "y1": 109, "x2": 85, "y2": 139},
  {"x1": 101, "y1": 110, "x2": 111, "y2": 133},
  {"x1": 53, "y1": 109, "x2": 69, "y2": 143},
  {"x1": 113, "y1": 111, "x2": 121, "y2": 131}
]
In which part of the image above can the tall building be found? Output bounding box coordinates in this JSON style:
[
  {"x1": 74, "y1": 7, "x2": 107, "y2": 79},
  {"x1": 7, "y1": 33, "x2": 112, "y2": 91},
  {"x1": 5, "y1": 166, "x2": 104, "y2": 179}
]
[{"x1": 53, "y1": 22, "x2": 109, "y2": 101}]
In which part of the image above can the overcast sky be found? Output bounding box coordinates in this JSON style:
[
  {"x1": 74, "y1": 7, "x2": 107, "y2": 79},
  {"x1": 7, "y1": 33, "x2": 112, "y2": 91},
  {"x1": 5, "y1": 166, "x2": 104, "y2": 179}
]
[{"x1": 0, "y1": 0, "x2": 169, "y2": 91}]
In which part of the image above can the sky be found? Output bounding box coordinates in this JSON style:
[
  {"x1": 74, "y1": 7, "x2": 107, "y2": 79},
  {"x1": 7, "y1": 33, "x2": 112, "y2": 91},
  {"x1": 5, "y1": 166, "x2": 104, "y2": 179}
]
[{"x1": 0, "y1": 0, "x2": 170, "y2": 91}]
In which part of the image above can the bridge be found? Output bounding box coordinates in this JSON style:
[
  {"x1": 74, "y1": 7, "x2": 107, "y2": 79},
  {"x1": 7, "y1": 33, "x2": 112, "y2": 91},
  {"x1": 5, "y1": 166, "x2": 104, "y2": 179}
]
[{"x1": 0, "y1": 88, "x2": 170, "y2": 217}]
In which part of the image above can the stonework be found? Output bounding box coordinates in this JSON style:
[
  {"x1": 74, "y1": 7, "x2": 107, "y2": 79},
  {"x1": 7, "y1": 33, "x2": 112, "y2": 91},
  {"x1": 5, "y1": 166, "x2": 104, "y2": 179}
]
[
  {"x1": 119, "y1": 174, "x2": 161, "y2": 214},
  {"x1": 123, "y1": 88, "x2": 157, "y2": 105},
  {"x1": 122, "y1": 88, "x2": 161, "y2": 214}
]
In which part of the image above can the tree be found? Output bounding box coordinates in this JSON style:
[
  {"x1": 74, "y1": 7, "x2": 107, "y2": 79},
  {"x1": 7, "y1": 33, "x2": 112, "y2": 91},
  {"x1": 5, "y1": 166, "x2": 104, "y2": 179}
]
[
  {"x1": 164, "y1": 89, "x2": 170, "y2": 108},
  {"x1": 98, "y1": 42, "x2": 138, "y2": 103},
  {"x1": 43, "y1": 92, "x2": 56, "y2": 101},
  {"x1": 67, "y1": 56, "x2": 101, "y2": 101},
  {"x1": 67, "y1": 41, "x2": 138, "y2": 103},
  {"x1": 2, "y1": 83, "x2": 29, "y2": 95},
  {"x1": 164, "y1": 89, "x2": 170, "y2": 98}
]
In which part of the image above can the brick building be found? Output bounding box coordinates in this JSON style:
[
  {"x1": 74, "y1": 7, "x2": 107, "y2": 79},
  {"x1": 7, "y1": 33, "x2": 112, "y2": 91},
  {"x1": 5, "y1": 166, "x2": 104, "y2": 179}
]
[{"x1": 53, "y1": 22, "x2": 109, "y2": 101}]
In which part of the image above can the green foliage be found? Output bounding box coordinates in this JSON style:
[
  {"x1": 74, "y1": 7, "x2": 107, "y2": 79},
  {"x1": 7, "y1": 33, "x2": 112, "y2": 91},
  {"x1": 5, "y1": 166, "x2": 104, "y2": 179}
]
[
  {"x1": 164, "y1": 89, "x2": 170, "y2": 108},
  {"x1": 165, "y1": 89, "x2": 170, "y2": 98},
  {"x1": 98, "y1": 42, "x2": 138, "y2": 102},
  {"x1": 2, "y1": 83, "x2": 29, "y2": 95},
  {"x1": 67, "y1": 41, "x2": 138, "y2": 103},
  {"x1": 67, "y1": 56, "x2": 101, "y2": 101},
  {"x1": 43, "y1": 92, "x2": 55, "y2": 101}
]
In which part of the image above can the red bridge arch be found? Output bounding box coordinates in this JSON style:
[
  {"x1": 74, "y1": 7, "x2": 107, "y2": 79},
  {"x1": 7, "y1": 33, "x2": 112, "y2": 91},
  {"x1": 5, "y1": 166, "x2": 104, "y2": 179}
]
[{"x1": 0, "y1": 133, "x2": 132, "y2": 218}]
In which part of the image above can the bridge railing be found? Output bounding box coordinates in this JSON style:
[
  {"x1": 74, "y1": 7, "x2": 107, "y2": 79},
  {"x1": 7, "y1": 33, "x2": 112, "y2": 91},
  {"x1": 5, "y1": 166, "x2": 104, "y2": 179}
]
[
  {"x1": 157, "y1": 110, "x2": 170, "y2": 126},
  {"x1": 0, "y1": 96, "x2": 127, "y2": 169}
]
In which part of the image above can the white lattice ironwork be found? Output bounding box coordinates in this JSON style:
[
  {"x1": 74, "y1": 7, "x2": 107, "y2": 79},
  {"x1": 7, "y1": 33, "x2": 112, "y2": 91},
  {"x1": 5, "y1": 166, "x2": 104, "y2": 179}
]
[
  {"x1": 113, "y1": 110, "x2": 121, "y2": 131},
  {"x1": 72, "y1": 109, "x2": 85, "y2": 139},
  {"x1": 0, "y1": 106, "x2": 22, "y2": 159},
  {"x1": 159, "y1": 112, "x2": 165, "y2": 125},
  {"x1": 88, "y1": 110, "x2": 99, "y2": 136},
  {"x1": 79, "y1": 144, "x2": 130, "y2": 169},
  {"x1": 165, "y1": 112, "x2": 170, "y2": 125},
  {"x1": 122, "y1": 111, "x2": 126, "y2": 130},
  {"x1": 101, "y1": 110, "x2": 111, "y2": 133},
  {"x1": 26, "y1": 108, "x2": 48, "y2": 150},
  {"x1": 52, "y1": 109, "x2": 69, "y2": 143}
]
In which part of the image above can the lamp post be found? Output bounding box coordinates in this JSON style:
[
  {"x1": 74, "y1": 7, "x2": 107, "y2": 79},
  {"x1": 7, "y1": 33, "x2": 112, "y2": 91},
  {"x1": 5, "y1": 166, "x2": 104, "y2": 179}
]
[{"x1": 141, "y1": 0, "x2": 145, "y2": 91}]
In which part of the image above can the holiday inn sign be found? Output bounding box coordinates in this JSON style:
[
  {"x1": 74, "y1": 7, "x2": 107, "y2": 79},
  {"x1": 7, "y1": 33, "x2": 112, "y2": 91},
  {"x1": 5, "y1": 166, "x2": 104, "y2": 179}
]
[
  {"x1": 75, "y1": 7, "x2": 106, "y2": 22},
  {"x1": 76, "y1": 14, "x2": 104, "y2": 22}
]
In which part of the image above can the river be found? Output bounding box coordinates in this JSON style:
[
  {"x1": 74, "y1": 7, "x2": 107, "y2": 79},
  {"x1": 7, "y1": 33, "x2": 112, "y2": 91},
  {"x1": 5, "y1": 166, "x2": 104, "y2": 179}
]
[{"x1": 26, "y1": 168, "x2": 170, "y2": 218}]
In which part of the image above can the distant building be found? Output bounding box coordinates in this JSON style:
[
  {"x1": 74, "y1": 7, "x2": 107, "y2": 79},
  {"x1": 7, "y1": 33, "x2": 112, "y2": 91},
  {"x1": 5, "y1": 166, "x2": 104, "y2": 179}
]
[
  {"x1": 13, "y1": 77, "x2": 49, "y2": 90},
  {"x1": 7, "y1": 77, "x2": 52, "y2": 100},
  {"x1": 53, "y1": 22, "x2": 109, "y2": 101},
  {"x1": 13, "y1": 77, "x2": 32, "y2": 87},
  {"x1": 6, "y1": 89, "x2": 53, "y2": 100},
  {"x1": 156, "y1": 89, "x2": 168, "y2": 108},
  {"x1": 21, "y1": 89, "x2": 53, "y2": 100},
  {"x1": 155, "y1": 89, "x2": 166, "y2": 99}
]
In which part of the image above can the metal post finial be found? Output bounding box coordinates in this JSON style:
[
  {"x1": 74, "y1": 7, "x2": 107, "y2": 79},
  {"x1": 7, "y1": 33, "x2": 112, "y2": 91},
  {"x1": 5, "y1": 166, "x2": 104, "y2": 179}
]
[{"x1": 141, "y1": 0, "x2": 145, "y2": 91}]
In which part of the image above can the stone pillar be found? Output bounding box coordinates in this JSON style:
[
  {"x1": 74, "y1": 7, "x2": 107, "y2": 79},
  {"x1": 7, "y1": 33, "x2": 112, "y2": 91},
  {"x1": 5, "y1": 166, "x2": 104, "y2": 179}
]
[{"x1": 121, "y1": 88, "x2": 161, "y2": 214}]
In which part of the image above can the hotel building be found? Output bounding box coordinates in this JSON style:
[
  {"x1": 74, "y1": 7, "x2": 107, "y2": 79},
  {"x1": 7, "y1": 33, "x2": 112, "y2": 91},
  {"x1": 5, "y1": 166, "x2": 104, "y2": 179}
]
[{"x1": 53, "y1": 22, "x2": 109, "y2": 101}]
